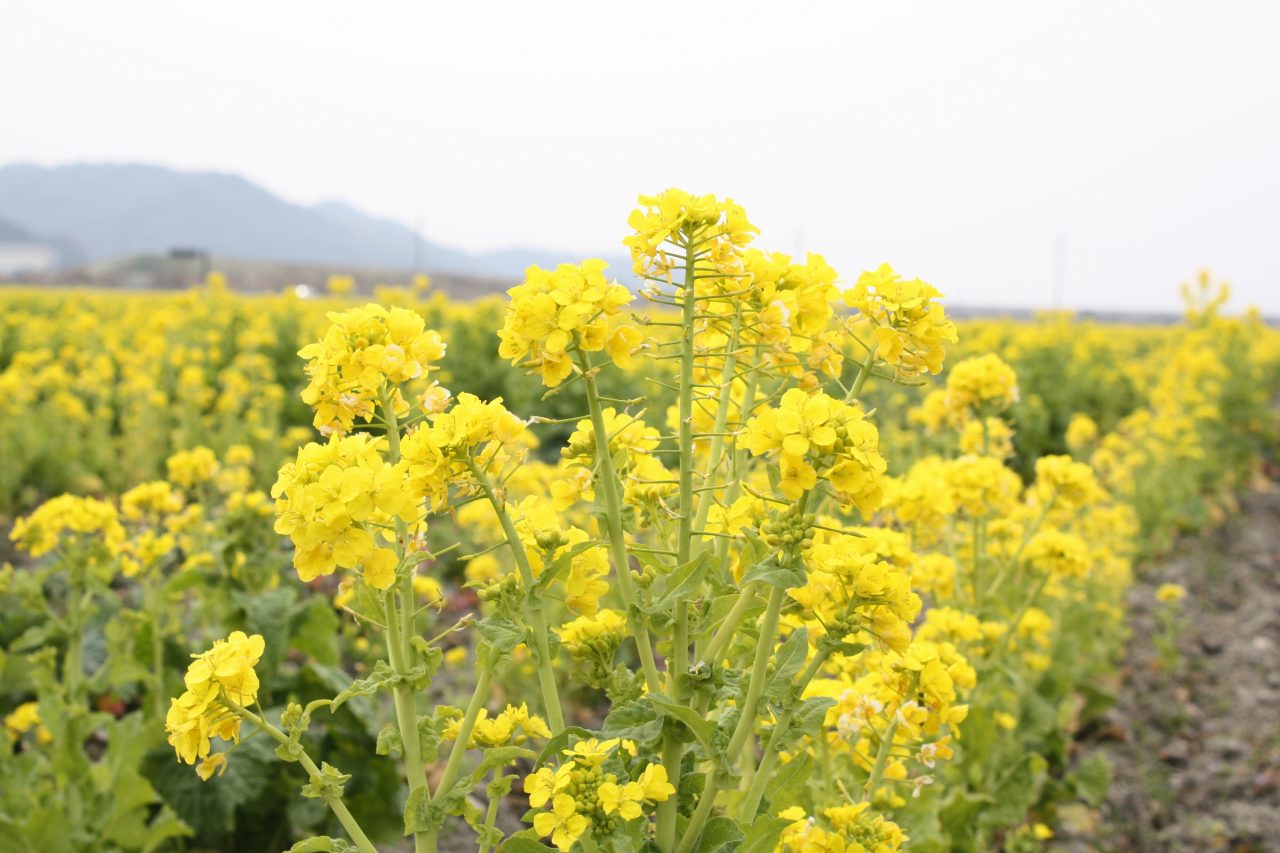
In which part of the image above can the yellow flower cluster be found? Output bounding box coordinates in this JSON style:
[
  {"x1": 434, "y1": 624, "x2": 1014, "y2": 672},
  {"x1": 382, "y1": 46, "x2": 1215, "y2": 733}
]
[
  {"x1": 524, "y1": 738, "x2": 674, "y2": 851},
  {"x1": 944, "y1": 353, "x2": 1019, "y2": 416},
  {"x1": 272, "y1": 433, "x2": 417, "y2": 589},
  {"x1": 444, "y1": 703, "x2": 552, "y2": 748},
  {"x1": 744, "y1": 388, "x2": 886, "y2": 510},
  {"x1": 164, "y1": 631, "x2": 265, "y2": 779},
  {"x1": 624, "y1": 188, "x2": 758, "y2": 279},
  {"x1": 497, "y1": 259, "x2": 639, "y2": 386},
  {"x1": 779, "y1": 802, "x2": 907, "y2": 852},
  {"x1": 1023, "y1": 529, "x2": 1092, "y2": 578},
  {"x1": 844, "y1": 262, "x2": 958, "y2": 378},
  {"x1": 790, "y1": 541, "x2": 922, "y2": 655},
  {"x1": 4, "y1": 701, "x2": 52, "y2": 746},
  {"x1": 737, "y1": 250, "x2": 841, "y2": 362},
  {"x1": 10, "y1": 494, "x2": 125, "y2": 558},
  {"x1": 508, "y1": 495, "x2": 610, "y2": 615},
  {"x1": 166, "y1": 446, "x2": 219, "y2": 489},
  {"x1": 400, "y1": 392, "x2": 530, "y2": 510},
  {"x1": 299, "y1": 304, "x2": 446, "y2": 434}
]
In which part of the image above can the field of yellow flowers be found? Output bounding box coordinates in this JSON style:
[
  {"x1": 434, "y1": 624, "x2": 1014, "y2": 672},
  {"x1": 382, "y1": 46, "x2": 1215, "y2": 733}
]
[{"x1": 2, "y1": 190, "x2": 1278, "y2": 853}]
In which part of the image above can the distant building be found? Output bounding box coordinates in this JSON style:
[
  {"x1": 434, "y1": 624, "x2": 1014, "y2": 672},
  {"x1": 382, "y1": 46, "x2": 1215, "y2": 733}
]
[{"x1": 0, "y1": 242, "x2": 58, "y2": 276}]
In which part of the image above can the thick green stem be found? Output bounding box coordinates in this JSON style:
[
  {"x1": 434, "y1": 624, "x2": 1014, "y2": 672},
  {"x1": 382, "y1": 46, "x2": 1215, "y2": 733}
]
[
  {"x1": 725, "y1": 586, "x2": 786, "y2": 760},
  {"x1": 738, "y1": 647, "x2": 832, "y2": 819},
  {"x1": 434, "y1": 659, "x2": 496, "y2": 797},
  {"x1": 675, "y1": 776, "x2": 720, "y2": 853},
  {"x1": 657, "y1": 237, "x2": 702, "y2": 853},
  {"x1": 147, "y1": 579, "x2": 166, "y2": 720},
  {"x1": 989, "y1": 570, "x2": 1052, "y2": 661},
  {"x1": 477, "y1": 771, "x2": 503, "y2": 853},
  {"x1": 655, "y1": 735, "x2": 683, "y2": 853},
  {"x1": 470, "y1": 462, "x2": 565, "y2": 733},
  {"x1": 229, "y1": 703, "x2": 379, "y2": 853},
  {"x1": 383, "y1": 594, "x2": 432, "y2": 853},
  {"x1": 863, "y1": 717, "x2": 900, "y2": 800},
  {"x1": 381, "y1": 387, "x2": 433, "y2": 853},
  {"x1": 971, "y1": 515, "x2": 986, "y2": 608},
  {"x1": 845, "y1": 345, "x2": 878, "y2": 404},
  {"x1": 699, "y1": 581, "x2": 758, "y2": 668},
  {"x1": 986, "y1": 494, "x2": 1056, "y2": 601},
  {"x1": 63, "y1": 567, "x2": 84, "y2": 706},
  {"x1": 575, "y1": 351, "x2": 662, "y2": 693},
  {"x1": 690, "y1": 310, "x2": 743, "y2": 538}
]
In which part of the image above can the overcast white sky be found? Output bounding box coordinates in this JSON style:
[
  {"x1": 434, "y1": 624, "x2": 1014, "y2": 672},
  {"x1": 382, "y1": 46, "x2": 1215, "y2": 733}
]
[{"x1": 3, "y1": 1, "x2": 1279, "y2": 312}]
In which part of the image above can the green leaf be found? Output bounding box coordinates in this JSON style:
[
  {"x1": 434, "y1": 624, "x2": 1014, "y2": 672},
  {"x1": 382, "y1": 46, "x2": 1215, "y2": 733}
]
[
  {"x1": 1068, "y1": 753, "x2": 1112, "y2": 806},
  {"x1": 536, "y1": 540, "x2": 602, "y2": 590},
  {"x1": 498, "y1": 838, "x2": 557, "y2": 853},
  {"x1": 291, "y1": 596, "x2": 341, "y2": 665},
  {"x1": 765, "y1": 628, "x2": 808, "y2": 700},
  {"x1": 465, "y1": 746, "x2": 536, "y2": 788},
  {"x1": 647, "y1": 552, "x2": 710, "y2": 612},
  {"x1": 741, "y1": 814, "x2": 792, "y2": 853},
  {"x1": 763, "y1": 752, "x2": 811, "y2": 810},
  {"x1": 286, "y1": 837, "x2": 357, "y2": 853},
  {"x1": 403, "y1": 784, "x2": 434, "y2": 835},
  {"x1": 601, "y1": 698, "x2": 664, "y2": 748},
  {"x1": 740, "y1": 557, "x2": 805, "y2": 591},
  {"x1": 650, "y1": 698, "x2": 717, "y2": 758},
  {"x1": 242, "y1": 586, "x2": 296, "y2": 680},
  {"x1": 375, "y1": 723, "x2": 403, "y2": 758},
  {"x1": 790, "y1": 696, "x2": 836, "y2": 741},
  {"x1": 419, "y1": 706, "x2": 463, "y2": 764},
  {"x1": 692, "y1": 816, "x2": 744, "y2": 852},
  {"x1": 534, "y1": 726, "x2": 594, "y2": 766},
  {"x1": 331, "y1": 660, "x2": 397, "y2": 710},
  {"x1": 477, "y1": 615, "x2": 527, "y2": 654}
]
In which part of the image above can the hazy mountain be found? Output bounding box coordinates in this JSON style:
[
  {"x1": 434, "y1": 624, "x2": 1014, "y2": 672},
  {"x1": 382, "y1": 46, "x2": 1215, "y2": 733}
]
[
  {"x1": 0, "y1": 163, "x2": 624, "y2": 278},
  {"x1": 0, "y1": 216, "x2": 33, "y2": 242}
]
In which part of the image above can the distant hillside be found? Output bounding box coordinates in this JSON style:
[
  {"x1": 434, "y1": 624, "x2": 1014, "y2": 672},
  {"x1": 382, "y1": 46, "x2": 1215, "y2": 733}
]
[
  {"x1": 0, "y1": 163, "x2": 627, "y2": 278},
  {"x1": 0, "y1": 216, "x2": 33, "y2": 242}
]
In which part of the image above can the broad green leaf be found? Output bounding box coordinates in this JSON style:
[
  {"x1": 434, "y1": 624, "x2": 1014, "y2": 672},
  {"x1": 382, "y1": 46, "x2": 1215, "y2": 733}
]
[
  {"x1": 692, "y1": 815, "x2": 744, "y2": 852},
  {"x1": 741, "y1": 814, "x2": 792, "y2": 853},
  {"x1": 740, "y1": 558, "x2": 805, "y2": 591},
  {"x1": 650, "y1": 698, "x2": 717, "y2": 758}
]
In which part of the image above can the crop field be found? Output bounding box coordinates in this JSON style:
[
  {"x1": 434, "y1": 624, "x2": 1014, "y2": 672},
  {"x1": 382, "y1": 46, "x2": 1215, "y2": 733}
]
[{"x1": 2, "y1": 191, "x2": 1278, "y2": 853}]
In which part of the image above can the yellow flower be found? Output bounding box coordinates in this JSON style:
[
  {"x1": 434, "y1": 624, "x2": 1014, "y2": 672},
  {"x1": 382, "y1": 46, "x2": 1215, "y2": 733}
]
[
  {"x1": 624, "y1": 189, "x2": 757, "y2": 278},
  {"x1": 563, "y1": 737, "x2": 619, "y2": 766},
  {"x1": 498, "y1": 260, "x2": 634, "y2": 387},
  {"x1": 298, "y1": 303, "x2": 446, "y2": 434},
  {"x1": 597, "y1": 779, "x2": 645, "y2": 819},
  {"x1": 523, "y1": 765, "x2": 572, "y2": 808},
  {"x1": 844, "y1": 262, "x2": 958, "y2": 377},
  {"x1": 636, "y1": 763, "x2": 675, "y2": 802},
  {"x1": 165, "y1": 632, "x2": 265, "y2": 772},
  {"x1": 1156, "y1": 583, "x2": 1186, "y2": 603},
  {"x1": 166, "y1": 446, "x2": 220, "y2": 489},
  {"x1": 945, "y1": 353, "x2": 1019, "y2": 416},
  {"x1": 532, "y1": 793, "x2": 589, "y2": 851},
  {"x1": 196, "y1": 752, "x2": 229, "y2": 781},
  {"x1": 10, "y1": 494, "x2": 125, "y2": 558}
]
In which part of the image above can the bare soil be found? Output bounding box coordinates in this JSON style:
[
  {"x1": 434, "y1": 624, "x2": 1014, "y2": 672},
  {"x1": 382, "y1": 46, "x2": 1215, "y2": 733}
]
[{"x1": 1064, "y1": 486, "x2": 1280, "y2": 852}]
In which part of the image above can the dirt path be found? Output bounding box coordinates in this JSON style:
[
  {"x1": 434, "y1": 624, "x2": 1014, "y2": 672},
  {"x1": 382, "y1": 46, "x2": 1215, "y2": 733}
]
[{"x1": 1067, "y1": 486, "x2": 1280, "y2": 852}]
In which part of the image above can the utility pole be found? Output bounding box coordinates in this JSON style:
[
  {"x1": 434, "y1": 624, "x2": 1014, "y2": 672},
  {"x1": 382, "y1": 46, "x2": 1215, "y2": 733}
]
[{"x1": 1053, "y1": 233, "x2": 1066, "y2": 309}]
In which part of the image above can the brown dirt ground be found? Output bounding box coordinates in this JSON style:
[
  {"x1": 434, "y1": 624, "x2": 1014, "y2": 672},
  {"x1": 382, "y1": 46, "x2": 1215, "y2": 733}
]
[{"x1": 1060, "y1": 485, "x2": 1280, "y2": 852}]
